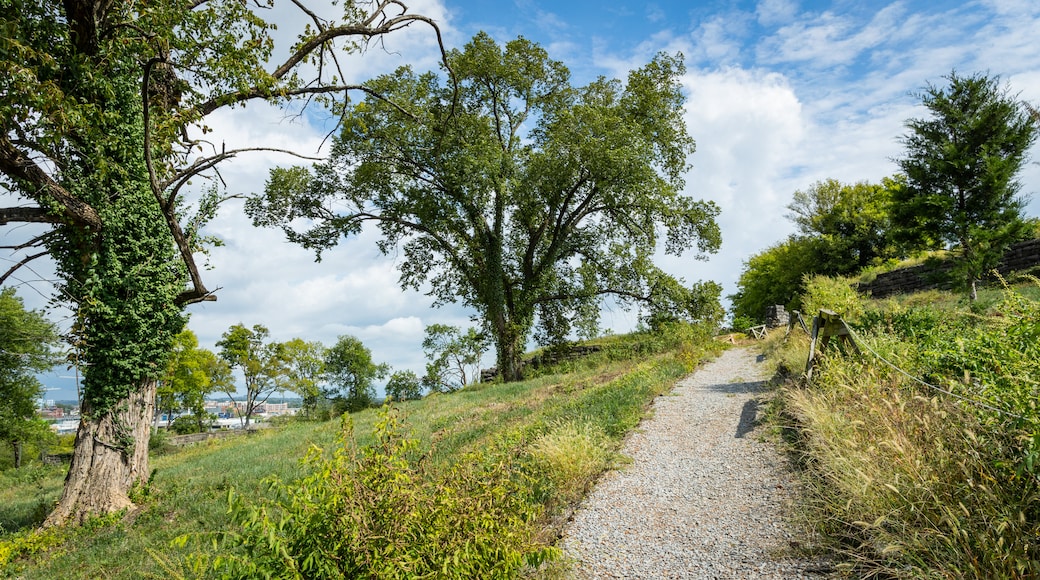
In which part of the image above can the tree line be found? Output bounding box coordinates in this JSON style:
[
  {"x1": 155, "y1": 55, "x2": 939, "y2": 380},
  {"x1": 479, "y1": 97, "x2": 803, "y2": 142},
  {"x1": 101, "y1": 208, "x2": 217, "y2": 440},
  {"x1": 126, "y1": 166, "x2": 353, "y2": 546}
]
[
  {"x1": 0, "y1": 316, "x2": 491, "y2": 460},
  {"x1": 730, "y1": 71, "x2": 1038, "y2": 326}
]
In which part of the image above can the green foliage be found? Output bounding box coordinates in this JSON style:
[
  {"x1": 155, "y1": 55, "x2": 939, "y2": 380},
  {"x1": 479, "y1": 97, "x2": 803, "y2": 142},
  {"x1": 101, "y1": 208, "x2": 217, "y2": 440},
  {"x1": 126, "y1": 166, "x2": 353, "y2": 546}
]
[
  {"x1": 385, "y1": 370, "x2": 423, "y2": 402},
  {"x1": 0, "y1": 289, "x2": 59, "y2": 467},
  {"x1": 729, "y1": 236, "x2": 816, "y2": 323},
  {"x1": 248, "y1": 32, "x2": 721, "y2": 381},
  {"x1": 893, "y1": 71, "x2": 1038, "y2": 299},
  {"x1": 799, "y1": 274, "x2": 865, "y2": 323},
  {"x1": 422, "y1": 325, "x2": 489, "y2": 392},
  {"x1": 0, "y1": 527, "x2": 64, "y2": 571},
  {"x1": 774, "y1": 281, "x2": 1040, "y2": 577},
  {"x1": 279, "y1": 338, "x2": 327, "y2": 417},
  {"x1": 787, "y1": 178, "x2": 899, "y2": 273},
  {"x1": 159, "y1": 330, "x2": 227, "y2": 433},
  {"x1": 730, "y1": 177, "x2": 901, "y2": 324},
  {"x1": 528, "y1": 419, "x2": 610, "y2": 506},
  {"x1": 217, "y1": 324, "x2": 285, "y2": 427},
  {"x1": 190, "y1": 406, "x2": 557, "y2": 579},
  {"x1": 324, "y1": 335, "x2": 387, "y2": 413}
]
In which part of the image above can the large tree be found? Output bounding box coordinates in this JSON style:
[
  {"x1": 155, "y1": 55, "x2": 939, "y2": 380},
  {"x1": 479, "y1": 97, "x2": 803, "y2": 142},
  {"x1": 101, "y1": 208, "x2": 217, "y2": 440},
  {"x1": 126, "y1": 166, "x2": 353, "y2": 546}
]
[
  {"x1": 249, "y1": 33, "x2": 721, "y2": 381},
  {"x1": 0, "y1": 288, "x2": 59, "y2": 468},
  {"x1": 0, "y1": 0, "x2": 445, "y2": 523},
  {"x1": 786, "y1": 178, "x2": 899, "y2": 274},
  {"x1": 893, "y1": 71, "x2": 1037, "y2": 300}
]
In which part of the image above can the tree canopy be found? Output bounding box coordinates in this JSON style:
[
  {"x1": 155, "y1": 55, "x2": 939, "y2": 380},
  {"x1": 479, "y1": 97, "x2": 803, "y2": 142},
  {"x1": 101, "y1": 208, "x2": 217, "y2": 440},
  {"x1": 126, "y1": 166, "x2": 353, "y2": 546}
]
[
  {"x1": 421, "y1": 324, "x2": 488, "y2": 392},
  {"x1": 249, "y1": 32, "x2": 722, "y2": 381},
  {"x1": 0, "y1": 288, "x2": 59, "y2": 468},
  {"x1": 324, "y1": 335, "x2": 387, "y2": 413},
  {"x1": 0, "y1": 0, "x2": 446, "y2": 523},
  {"x1": 787, "y1": 178, "x2": 899, "y2": 274},
  {"x1": 385, "y1": 369, "x2": 423, "y2": 401},
  {"x1": 893, "y1": 71, "x2": 1037, "y2": 299}
]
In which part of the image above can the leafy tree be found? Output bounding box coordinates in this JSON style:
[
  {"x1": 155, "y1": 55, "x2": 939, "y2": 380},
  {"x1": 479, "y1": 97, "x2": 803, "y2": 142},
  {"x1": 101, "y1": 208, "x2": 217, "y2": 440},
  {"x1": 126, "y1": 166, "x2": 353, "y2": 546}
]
[
  {"x1": 216, "y1": 324, "x2": 287, "y2": 428},
  {"x1": 0, "y1": 0, "x2": 446, "y2": 523},
  {"x1": 324, "y1": 335, "x2": 387, "y2": 414},
  {"x1": 160, "y1": 329, "x2": 229, "y2": 433},
  {"x1": 730, "y1": 176, "x2": 905, "y2": 324},
  {"x1": 385, "y1": 370, "x2": 423, "y2": 401},
  {"x1": 421, "y1": 324, "x2": 488, "y2": 392},
  {"x1": 728, "y1": 236, "x2": 816, "y2": 324},
  {"x1": 787, "y1": 178, "x2": 899, "y2": 273},
  {"x1": 248, "y1": 33, "x2": 722, "y2": 382},
  {"x1": 279, "y1": 338, "x2": 327, "y2": 418},
  {"x1": 893, "y1": 71, "x2": 1038, "y2": 300},
  {"x1": 0, "y1": 288, "x2": 59, "y2": 468}
]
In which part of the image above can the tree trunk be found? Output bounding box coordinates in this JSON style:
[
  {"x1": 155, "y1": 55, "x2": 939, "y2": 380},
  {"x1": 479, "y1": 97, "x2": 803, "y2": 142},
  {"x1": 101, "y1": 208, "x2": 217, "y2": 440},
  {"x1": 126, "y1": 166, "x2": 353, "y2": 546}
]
[
  {"x1": 492, "y1": 312, "x2": 527, "y2": 383},
  {"x1": 44, "y1": 378, "x2": 156, "y2": 526},
  {"x1": 13, "y1": 440, "x2": 22, "y2": 469}
]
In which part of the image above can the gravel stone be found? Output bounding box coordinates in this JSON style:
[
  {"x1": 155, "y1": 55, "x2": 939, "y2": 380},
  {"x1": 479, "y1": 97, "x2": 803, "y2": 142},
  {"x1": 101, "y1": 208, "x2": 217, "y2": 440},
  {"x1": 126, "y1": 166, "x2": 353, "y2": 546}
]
[{"x1": 559, "y1": 347, "x2": 827, "y2": 579}]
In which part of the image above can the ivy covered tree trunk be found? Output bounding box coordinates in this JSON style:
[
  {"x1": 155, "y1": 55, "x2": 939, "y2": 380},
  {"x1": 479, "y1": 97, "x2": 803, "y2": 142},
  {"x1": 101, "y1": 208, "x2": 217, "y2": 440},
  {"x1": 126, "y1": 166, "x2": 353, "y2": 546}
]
[
  {"x1": 488, "y1": 300, "x2": 532, "y2": 383},
  {"x1": 45, "y1": 379, "x2": 156, "y2": 525},
  {"x1": 41, "y1": 82, "x2": 186, "y2": 525},
  {"x1": 2, "y1": 0, "x2": 444, "y2": 526}
]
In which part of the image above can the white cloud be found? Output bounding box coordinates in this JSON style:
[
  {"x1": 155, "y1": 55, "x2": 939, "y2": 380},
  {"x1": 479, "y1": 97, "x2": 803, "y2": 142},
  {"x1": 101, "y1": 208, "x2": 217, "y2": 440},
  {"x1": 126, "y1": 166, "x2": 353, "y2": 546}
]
[
  {"x1": 757, "y1": 4, "x2": 913, "y2": 69},
  {"x1": 755, "y1": 0, "x2": 798, "y2": 26},
  {"x1": 671, "y1": 68, "x2": 806, "y2": 294},
  {"x1": 15, "y1": 0, "x2": 1040, "y2": 400}
]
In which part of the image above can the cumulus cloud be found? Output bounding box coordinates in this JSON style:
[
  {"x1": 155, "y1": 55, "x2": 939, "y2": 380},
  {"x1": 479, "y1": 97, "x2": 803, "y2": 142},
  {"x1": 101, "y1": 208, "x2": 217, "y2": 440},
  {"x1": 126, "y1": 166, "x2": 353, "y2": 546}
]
[{"x1": 15, "y1": 0, "x2": 1040, "y2": 401}]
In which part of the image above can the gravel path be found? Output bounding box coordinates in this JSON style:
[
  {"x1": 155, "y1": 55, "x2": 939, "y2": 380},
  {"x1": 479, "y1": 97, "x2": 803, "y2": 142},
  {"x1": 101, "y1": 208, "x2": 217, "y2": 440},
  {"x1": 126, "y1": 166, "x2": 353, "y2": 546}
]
[{"x1": 559, "y1": 347, "x2": 826, "y2": 579}]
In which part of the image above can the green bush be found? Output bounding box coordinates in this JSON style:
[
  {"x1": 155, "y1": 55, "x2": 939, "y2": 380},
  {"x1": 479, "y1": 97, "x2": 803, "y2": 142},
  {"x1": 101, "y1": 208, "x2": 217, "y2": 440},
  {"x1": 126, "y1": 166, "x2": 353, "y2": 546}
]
[
  {"x1": 181, "y1": 405, "x2": 557, "y2": 579},
  {"x1": 528, "y1": 419, "x2": 610, "y2": 506},
  {"x1": 800, "y1": 274, "x2": 865, "y2": 322}
]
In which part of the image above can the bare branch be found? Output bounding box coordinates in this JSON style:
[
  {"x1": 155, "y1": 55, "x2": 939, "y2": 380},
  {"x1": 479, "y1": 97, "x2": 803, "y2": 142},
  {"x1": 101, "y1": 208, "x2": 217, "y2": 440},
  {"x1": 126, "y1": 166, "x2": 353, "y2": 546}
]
[
  {"x1": 0, "y1": 231, "x2": 57, "y2": 251},
  {"x1": 192, "y1": 4, "x2": 456, "y2": 118},
  {"x1": 163, "y1": 146, "x2": 325, "y2": 201},
  {"x1": 0, "y1": 206, "x2": 60, "y2": 225},
  {"x1": 0, "y1": 251, "x2": 49, "y2": 286}
]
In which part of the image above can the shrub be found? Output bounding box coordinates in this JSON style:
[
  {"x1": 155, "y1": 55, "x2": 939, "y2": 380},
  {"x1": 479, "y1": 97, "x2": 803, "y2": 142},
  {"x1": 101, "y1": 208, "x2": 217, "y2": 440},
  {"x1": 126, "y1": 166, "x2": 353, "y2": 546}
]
[
  {"x1": 528, "y1": 419, "x2": 610, "y2": 505},
  {"x1": 181, "y1": 405, "x2": 557, "y2": 579},
  {"x1": 800, "y1": 274, "x2": 865, "y2": 322},
  {"x1": 778, "y1": 283, "x2": 1040, "y2": 577}
]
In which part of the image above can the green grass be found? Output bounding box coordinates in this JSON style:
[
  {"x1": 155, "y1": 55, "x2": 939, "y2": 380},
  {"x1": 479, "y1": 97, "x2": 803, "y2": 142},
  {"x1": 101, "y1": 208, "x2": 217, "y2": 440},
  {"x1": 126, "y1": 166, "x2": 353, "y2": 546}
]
[
  {"x1": 765, "y1": 279, "x2": 1040, "y2": 578},
  {"x1": 1, "y1": 326, "x2": 722, "y2": 579}
]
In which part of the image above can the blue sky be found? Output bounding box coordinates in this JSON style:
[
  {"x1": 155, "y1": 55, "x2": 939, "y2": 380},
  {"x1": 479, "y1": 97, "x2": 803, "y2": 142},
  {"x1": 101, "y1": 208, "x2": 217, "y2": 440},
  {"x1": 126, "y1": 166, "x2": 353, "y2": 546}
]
[{"x1": 17, "y1": 0, "x2": 1040, "y2": 401}]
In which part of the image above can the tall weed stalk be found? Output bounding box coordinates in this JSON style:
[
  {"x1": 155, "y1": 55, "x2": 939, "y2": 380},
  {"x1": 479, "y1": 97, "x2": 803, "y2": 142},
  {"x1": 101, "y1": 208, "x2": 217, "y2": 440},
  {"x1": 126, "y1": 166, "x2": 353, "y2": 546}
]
[{"x1": 776, "y1": 280, "x2": 1040, "y2": 577}]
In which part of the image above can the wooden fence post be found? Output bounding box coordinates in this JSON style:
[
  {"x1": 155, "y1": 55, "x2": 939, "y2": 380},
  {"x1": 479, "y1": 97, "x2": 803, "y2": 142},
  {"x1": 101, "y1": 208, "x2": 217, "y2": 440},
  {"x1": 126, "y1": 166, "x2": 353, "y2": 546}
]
[{"x1": 805, "y1": 309, "x2": 860, "y2": 381}]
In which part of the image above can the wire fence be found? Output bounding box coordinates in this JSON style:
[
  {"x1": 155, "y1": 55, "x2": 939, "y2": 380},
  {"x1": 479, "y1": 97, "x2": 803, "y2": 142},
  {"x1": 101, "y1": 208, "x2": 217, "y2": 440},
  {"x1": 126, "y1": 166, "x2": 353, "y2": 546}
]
[{"x1": 804, "y1": 310, "x2": 1026, "y2": 422}]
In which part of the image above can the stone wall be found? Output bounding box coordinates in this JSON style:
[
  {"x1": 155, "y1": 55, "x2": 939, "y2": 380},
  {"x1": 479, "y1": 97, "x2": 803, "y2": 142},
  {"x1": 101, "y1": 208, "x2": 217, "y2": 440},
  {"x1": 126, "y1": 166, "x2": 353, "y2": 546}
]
[{"x1": 858, "y1": 238, "x2": 1040, "y2": 298}]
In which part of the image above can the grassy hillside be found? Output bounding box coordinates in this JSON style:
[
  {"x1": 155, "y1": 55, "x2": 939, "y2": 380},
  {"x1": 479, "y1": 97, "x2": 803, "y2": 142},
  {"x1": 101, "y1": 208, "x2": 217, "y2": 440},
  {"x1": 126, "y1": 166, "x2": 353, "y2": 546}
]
[
  {"x1": 1, "y1": 324, "x2": 722, "y2": 579},
  {"x1": 764, "y1": 277, "x2": 1040, "y2": 578}
]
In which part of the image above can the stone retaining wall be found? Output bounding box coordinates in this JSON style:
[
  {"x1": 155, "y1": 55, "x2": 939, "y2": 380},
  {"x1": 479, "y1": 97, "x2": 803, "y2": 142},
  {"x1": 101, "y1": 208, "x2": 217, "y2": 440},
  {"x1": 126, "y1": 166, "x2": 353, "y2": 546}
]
[{"x1": 858, "y1": 238, "x2": 1040, "y2": 298}]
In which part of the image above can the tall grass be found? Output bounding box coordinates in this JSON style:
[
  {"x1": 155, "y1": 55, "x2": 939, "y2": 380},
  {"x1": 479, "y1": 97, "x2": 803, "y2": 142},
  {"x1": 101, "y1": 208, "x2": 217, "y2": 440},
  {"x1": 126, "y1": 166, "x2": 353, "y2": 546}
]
[{"x1": 771, "y1": 279, "x2": 1040, "y2": 577}]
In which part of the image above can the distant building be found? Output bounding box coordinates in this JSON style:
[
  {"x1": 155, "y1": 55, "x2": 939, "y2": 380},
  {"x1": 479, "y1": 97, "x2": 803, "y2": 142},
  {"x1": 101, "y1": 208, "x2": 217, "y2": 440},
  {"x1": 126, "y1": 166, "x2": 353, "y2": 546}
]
[{"x1": 40, "y1": 407, "x2": 64, "y2": 419}]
